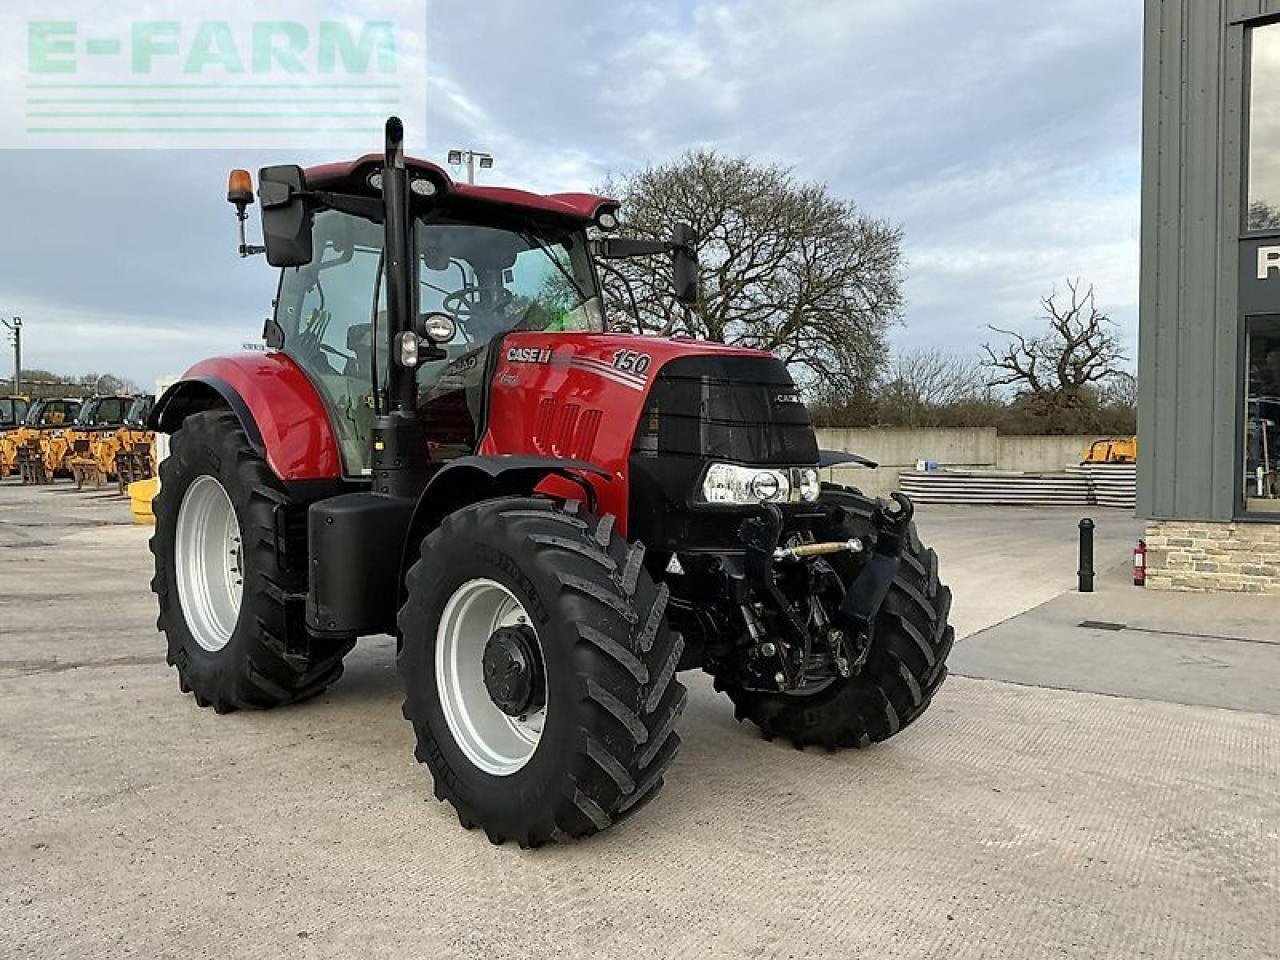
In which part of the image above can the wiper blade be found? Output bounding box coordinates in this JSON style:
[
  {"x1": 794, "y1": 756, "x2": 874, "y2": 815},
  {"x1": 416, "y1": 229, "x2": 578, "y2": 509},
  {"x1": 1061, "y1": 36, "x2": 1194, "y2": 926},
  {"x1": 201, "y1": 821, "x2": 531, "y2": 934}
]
[{"x1": 517, "y1": 227, "x2": 592, "y2": 309}]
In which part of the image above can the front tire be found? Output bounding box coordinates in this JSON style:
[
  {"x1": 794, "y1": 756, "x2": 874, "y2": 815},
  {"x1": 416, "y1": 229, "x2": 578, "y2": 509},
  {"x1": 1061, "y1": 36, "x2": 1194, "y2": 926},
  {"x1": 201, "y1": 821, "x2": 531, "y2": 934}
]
[
  {"x1": 398, "y1": 497, "x2": 687, "y2": 847},
  {"x1": 725, "y1": 485, "x2": 955, "y2": 749},
  {"x1": 150, "y1": 410, "x2": 352, "y2": 712}
]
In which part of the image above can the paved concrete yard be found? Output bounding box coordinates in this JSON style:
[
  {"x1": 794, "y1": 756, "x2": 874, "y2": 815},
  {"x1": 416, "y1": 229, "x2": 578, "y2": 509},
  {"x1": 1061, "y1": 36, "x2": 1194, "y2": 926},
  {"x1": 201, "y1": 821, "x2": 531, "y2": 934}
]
[{"x1": 1, "y1": 480, "x2": 1276, "y2": 959}]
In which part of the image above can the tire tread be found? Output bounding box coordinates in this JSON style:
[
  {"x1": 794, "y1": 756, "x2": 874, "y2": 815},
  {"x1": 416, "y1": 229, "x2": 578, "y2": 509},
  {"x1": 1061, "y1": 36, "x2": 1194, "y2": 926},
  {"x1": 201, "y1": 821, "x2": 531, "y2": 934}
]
[{"x1": 398, "y1": 497, "x2": 686, "y2": 847}]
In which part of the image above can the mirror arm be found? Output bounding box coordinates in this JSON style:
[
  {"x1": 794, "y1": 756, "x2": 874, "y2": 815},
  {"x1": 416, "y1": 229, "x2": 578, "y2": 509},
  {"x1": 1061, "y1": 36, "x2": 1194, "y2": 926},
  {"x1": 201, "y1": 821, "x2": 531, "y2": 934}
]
[
  {"x1": 232, "y1": 204, "x2": 266, "y2": 258},
  {"x1": 592, "y1": 237, "x2": 677, "y2": 260},
  {"x1": 591, "y1": 237, "x2": 698, "y2": 260}
]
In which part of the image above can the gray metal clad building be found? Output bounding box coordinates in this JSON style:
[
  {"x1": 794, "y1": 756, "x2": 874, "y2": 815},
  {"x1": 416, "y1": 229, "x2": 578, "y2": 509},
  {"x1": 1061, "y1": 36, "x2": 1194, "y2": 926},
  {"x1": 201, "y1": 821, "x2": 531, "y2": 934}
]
[{"x1": 1139, "y1": 0, "x2": 1280, "y2": 591}]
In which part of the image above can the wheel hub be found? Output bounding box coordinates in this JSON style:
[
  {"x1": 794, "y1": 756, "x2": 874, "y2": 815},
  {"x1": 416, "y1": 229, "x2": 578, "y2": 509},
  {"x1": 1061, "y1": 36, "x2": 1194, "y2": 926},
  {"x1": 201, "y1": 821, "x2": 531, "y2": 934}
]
[
  {"x1": 174, "y1": 474, "x2": 244, "y2": 653},
  {"x1": 482, "y1": 625, "x2": 544, "y2": 717},
  {"x1": 436, "y1": 578, "x2": 546, "y2": 776}
]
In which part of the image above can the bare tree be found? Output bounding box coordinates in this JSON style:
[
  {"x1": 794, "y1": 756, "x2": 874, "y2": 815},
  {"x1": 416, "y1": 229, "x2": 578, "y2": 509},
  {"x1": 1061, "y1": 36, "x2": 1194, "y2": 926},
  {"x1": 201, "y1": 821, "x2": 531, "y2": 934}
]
[
  {"x1": 982, "y1": 279, "x2": 1127, "y2": 408},
  {"x1": 1248, "y1": 199, "x2": 1280, "y2": 232},
  {"x1": 882, "y1": 349, "x2": 989, "y2": 409},
  {"x1": 599, "y1": 151, "x2": 903, "y2": 395},
  {"x1": 77, "y1": 372, "x2": 141, "y2": 396},
  {"x1": 1099, "y1": 369, "x2": 1137, "y2": 409},
  {"x1": 859, "y1": 348, "x2": 991, "y2": 428}
]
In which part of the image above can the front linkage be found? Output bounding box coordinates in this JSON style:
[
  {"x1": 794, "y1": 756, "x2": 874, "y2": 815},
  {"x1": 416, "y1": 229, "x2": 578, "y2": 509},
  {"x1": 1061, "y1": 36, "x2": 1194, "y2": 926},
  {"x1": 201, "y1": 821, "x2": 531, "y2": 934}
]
[{"x1": 728, "y1": 492, "x2": 916, "y2": 693}]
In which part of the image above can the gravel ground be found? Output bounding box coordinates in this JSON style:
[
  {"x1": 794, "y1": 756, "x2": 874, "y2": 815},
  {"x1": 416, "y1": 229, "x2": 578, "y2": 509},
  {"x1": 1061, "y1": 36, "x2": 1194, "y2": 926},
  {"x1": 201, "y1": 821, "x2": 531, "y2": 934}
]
[{"x1": 1, "y1": 480, "x2": 1275, "y2": 959}]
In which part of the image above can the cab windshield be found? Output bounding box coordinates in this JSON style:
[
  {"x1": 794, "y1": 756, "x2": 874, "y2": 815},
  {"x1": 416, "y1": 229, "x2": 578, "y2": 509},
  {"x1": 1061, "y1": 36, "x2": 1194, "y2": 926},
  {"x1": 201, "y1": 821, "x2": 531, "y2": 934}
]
[
  {"x1": 74, "y1": 396, "x2": 128, "y2": 428},
  {"x1": 415, "y1": 218, "x2": 604, "y2": 344},
  {"x1": 26, "y1": 400, "x2": 79, "y2": 427}
]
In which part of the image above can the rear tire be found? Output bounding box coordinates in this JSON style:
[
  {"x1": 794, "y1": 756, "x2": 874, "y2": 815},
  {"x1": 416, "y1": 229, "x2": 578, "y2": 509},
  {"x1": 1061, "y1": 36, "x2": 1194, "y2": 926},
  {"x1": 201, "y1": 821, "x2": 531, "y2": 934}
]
[
  {"x1": 398, "y1": 497, "x2": 686, "y2": 847},
  {"x1": 150, "y1": 410, "x2": 352, "y2": 712},
  {"x1": 725, "y1": 484, "x2": 954, "y2": 749}
]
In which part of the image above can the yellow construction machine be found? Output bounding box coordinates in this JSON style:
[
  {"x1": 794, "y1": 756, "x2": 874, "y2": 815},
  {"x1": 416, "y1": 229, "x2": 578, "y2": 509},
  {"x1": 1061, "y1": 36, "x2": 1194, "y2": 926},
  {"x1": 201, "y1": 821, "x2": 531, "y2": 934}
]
[
  {"x1": 12, "y1": 398, "x2": 81, "y2": 483},
  {"x1": 113, "y1": 394, "x2": 156, "y2": 493},
  {"x1": 0, "y1": 396, "x2": 31, "y2": 477},
  {"x1": 64, "y1": 395, "x2": 134, "y2": 489},
  {"x1": 1082, "y1": 436, "x2": 1137, "y2": 464}
]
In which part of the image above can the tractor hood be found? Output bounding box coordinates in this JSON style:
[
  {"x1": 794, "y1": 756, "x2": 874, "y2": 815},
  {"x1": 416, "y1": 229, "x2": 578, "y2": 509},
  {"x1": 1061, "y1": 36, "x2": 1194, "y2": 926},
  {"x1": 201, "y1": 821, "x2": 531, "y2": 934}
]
[{"x1": 481, "y1": 332, "x2": 818, "y2": 534}]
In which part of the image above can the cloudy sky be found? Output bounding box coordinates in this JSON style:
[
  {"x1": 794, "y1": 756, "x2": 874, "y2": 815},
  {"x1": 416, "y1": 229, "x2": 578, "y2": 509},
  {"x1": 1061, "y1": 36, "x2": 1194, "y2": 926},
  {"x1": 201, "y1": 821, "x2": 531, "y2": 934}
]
[{"x1": 0, "y1": 0, "x2": 1143, "y2": 390}]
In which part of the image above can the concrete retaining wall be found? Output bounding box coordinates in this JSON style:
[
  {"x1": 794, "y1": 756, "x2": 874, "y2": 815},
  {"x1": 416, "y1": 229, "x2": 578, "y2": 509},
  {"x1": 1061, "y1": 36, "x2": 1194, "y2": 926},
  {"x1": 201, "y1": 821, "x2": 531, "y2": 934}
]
[
  {"x1": 817, "y1": 427, "x2": 1102, "y2": 498},
  {"x1": 997, "y1": 435, "x2": 1099, "y2": 473}
]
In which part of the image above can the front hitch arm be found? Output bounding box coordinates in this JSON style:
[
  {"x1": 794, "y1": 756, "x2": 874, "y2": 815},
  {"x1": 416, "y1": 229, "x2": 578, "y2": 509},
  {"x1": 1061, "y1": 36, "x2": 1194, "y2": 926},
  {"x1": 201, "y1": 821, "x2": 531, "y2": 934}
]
[
  {"x1": 833, "y1": 492, "x2": 915, "y2": 663},
  {"x1": 739, "y1": 503, "x2": 810, "y2": 687}
]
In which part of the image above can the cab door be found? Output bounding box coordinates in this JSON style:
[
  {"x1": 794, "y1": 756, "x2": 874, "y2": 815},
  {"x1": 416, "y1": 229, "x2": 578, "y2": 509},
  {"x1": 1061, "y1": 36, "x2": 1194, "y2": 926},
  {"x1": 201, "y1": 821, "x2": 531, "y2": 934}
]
[{"x1": 273, "y1": 210, "x2": 386, "y2": 476}]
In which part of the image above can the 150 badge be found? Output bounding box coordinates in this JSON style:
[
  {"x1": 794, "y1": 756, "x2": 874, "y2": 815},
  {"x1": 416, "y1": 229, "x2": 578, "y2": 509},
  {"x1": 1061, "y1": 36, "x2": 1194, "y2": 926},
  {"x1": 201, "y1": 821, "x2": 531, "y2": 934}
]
[{"x1": 611, "y1": 350, "x2": 652, "y2": 377}]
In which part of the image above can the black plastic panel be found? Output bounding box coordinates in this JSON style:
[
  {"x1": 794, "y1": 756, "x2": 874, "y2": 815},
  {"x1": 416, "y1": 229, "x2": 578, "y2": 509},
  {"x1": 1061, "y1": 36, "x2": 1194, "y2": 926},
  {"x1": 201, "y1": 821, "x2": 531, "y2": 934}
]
[
  {"x1": 307, "y1": 492, "x2": 415, "y2": 637},
  {"x1": 632, "y1": 355, "x2": 818, "y2": 465}
]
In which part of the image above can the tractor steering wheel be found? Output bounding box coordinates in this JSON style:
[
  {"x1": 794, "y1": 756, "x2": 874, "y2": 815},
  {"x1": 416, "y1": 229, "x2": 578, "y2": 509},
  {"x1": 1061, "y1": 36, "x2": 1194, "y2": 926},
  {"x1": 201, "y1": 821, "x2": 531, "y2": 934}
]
[{"x1": 442, "y1": 284, "x2": 515, "y2": 321}]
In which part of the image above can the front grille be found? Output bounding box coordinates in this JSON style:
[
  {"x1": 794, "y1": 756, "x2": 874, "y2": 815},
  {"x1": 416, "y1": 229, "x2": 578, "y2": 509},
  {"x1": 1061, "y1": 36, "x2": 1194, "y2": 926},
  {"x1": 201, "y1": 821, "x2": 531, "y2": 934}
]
[
  {"x1": 632, "y1": 355, "x2": 818, "y2": 465},
  {"x1": 627, "y1": 354, "x2": 820, "y2": 551}
]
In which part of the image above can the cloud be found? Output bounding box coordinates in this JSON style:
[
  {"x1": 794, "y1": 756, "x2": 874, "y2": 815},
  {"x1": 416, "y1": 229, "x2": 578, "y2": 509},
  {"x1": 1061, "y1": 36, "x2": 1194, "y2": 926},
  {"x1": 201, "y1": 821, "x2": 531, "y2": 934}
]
[{"x1": 0, "y1": 0, "x2": 1143, "y2": 388}]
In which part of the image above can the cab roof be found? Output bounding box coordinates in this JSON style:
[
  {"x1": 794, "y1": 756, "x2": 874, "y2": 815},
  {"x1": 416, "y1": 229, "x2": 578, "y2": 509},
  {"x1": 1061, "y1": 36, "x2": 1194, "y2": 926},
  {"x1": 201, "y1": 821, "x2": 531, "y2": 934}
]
[{"x1": 304, "y1": 155, "x2": 618, "y2": 225}]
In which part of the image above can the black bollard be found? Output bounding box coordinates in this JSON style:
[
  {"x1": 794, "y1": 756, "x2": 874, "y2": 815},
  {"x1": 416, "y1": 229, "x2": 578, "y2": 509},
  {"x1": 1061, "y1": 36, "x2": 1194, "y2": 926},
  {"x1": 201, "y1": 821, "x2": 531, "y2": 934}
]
[{"x1": 1078, "y1": 518, "x2": 1095, "y2": 593}]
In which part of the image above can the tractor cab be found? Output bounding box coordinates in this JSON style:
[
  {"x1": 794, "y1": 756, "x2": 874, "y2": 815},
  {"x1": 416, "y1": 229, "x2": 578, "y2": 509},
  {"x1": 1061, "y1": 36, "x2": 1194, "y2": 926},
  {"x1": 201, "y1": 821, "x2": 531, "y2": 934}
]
[{"x1": 270, "y1": 201, "x2": 606, "y2": 472}]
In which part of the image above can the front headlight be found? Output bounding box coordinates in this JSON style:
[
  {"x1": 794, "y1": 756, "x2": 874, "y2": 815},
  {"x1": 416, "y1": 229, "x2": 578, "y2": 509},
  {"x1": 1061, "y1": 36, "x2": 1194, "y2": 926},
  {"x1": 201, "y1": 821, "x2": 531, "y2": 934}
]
[
  {"x1": 701, "y1": 463, "x2": 821, "y2": 505},
  {"x1": 796, "y1": 467, "x2": 821, "y2": 502}
]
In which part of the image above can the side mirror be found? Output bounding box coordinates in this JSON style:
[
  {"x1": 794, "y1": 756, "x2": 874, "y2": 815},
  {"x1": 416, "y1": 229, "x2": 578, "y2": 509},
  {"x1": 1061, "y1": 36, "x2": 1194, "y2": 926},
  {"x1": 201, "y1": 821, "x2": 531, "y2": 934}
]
[
  {"x1": 258, "y1": 165, "x2": 313, "y2": 268},
  {"x1": 672, "y1": 222, "x2": 699, "y2": 306}
]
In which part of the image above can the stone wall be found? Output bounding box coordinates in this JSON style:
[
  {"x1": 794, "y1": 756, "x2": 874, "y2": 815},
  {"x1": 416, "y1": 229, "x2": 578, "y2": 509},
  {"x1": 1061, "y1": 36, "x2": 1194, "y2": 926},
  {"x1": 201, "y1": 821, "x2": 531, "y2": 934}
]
[{"x1": 1144, "y1": 520, "x2": 1280, "y2": 594}]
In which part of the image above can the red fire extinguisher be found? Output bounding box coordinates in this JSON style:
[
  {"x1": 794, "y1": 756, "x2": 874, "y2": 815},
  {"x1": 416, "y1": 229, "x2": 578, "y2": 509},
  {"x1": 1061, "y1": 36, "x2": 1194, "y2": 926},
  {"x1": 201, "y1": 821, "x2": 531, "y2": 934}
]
[{"x1": 1133, "y1": 539, "x2": 1147, "y2": 587}]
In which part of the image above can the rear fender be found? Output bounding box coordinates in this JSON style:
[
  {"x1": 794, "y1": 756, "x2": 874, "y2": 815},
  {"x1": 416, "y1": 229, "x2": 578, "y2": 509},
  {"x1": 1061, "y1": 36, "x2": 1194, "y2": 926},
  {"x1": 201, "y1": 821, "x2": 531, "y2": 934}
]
[
  {"x1": 151, "y1": 378, "x2": 264, "y2": 451},
  {"x1": 150, "y1": 354, "x2": 342, "y2": 483}
]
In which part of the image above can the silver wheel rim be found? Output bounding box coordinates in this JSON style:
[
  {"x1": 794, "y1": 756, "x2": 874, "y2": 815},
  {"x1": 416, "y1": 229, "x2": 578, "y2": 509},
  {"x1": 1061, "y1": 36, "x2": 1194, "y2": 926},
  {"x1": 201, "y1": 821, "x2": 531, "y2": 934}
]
[
  {"x1": 436, "y1": 578, "x2": 545, "y2": 776},
  {"x1": 174, "y1": 475, "x2": 244, "y2": 653}
]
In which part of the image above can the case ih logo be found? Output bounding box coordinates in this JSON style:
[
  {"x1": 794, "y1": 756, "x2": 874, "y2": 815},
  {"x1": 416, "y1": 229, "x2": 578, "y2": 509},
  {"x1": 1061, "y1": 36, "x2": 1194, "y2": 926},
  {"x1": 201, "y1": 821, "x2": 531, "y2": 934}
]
[
  {"x1": 507, "y1": 347, "x2": 552, "y2": 365},
  {"x1": 0, "y1": 0, "x2": 427, "y2": 149}
]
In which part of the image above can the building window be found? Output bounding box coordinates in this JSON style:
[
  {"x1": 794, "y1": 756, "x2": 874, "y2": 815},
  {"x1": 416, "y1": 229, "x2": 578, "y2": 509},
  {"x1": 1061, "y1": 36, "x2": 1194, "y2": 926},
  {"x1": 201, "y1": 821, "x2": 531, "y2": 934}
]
[
  {"x1": 1247, "y1": 24, "x2": 1280, "y2": 231},
  {"x1": 1244, "y1": 316, "x2": 1280, "y2": 512}
]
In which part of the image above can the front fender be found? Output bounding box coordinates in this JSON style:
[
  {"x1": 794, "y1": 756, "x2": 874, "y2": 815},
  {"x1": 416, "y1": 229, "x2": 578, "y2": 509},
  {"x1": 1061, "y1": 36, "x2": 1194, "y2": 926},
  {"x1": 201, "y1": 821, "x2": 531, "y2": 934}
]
[
  {"x1": 150, "y1": 353, "x2": 342, "y2": 482},
  {"x1": 819, "y1": 449, "x2": 879, "y2": 470},
  {"x1": 397, "y1": 454, "x2": 611, "y2": 593}
]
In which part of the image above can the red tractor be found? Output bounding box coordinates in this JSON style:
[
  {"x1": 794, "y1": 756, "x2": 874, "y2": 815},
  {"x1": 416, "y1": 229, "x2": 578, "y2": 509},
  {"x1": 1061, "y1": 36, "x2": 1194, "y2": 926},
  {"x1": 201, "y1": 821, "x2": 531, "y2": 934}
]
[{"x1": 150, "y1": 119, "x2": 954, "y2": 846}]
